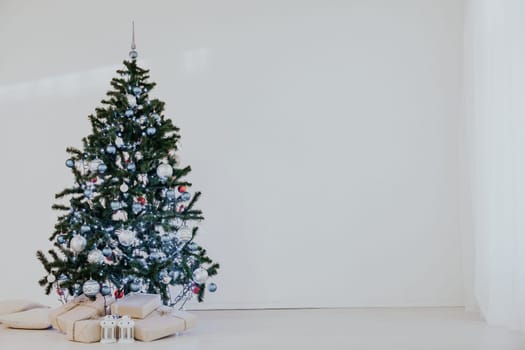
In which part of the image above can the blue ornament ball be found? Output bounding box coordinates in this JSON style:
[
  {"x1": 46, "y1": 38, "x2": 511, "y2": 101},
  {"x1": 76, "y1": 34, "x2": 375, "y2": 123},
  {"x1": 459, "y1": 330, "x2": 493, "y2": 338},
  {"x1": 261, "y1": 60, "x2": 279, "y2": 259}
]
[
  {"x1": 84, "y1": 189, "x2": 93, "y2": 198},
  {"x1": 100, "y1": 285, "x2": 111, "y2": 296},
  {"x1": 110, "y1": 201, "x2": 121, "y2": 210},
  {"x1": 102, "y1": 247, "x2": 112, "y2": 257},
  {"x1": 146, "y1": 127, "x2": 156, "y2": 136},
  {"x1": 80, "y1": 225, "x2": 91, "y2": 233},
  {"x1": 125, "y1": 109, "x2": 134, "y2": 117},
  {"x1": 127, "y1": 162, "x2": 136, "y2": 172},
  {"x1": 129, "y1": 50, "x2": 138, "y2": 59},
  {"x1": 98, "y1": 164, "x2": 107, "y2": 173},
  {"x1": 129, "y1": 283, "x2": 140, "y2": 292},
  {"x1": 106, "y1": 145, "x2": 116, "y2": 154},
  {"x1": 208, "y1": 283, "x2": 217, "y2": 293},
  {"x1": 65, "y1": 159, "x2": 75, "y2": 168},
  {"x1": 181, "y1": 192, "x2": 191, "y2": 201},
  {"x1": 133, "y1": 87, "x2": 142, "y2": 95},
  {"x1": 57, "y1": 235, "x2": 66, "y2": 244},
  {"x1": 166, "y1": 190, "x2": 176, "y2": 200},
  {"x1": 132, "y1": 202, "x2": 142, "y2": 214}
]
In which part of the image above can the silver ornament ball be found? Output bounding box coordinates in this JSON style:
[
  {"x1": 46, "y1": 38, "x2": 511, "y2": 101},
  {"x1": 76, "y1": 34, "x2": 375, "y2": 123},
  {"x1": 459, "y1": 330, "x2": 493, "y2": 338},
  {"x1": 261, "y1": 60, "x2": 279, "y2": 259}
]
[
  {"x1": 117, "y1": 229, "x2": 136, "y2": 247},
  {"x1": 70, "y1": 235, "x2": 87, "y2": 253},
  {"x1": 87, "y1": 249, "x2": 104, "y2": 264},
  {"x1": 82, "y1": 279, "x2": 100, "y2": 297},
  {"x1": 156, "y1": 163, "x2": 173, "y2": 179},
  {"x1": 120, "y1": 183, "x2": 129, "y2": 193},
  {"x1": 192, "y1": 267, "x2": 209, "y2": 284}
]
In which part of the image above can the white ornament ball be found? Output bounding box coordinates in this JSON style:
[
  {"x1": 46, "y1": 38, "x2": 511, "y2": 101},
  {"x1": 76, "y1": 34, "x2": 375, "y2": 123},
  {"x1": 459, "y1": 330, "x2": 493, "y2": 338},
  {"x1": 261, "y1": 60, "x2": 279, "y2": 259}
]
[
  {"x1": 70, "y1": 235, "x2": 87, "y2": 253},
  {"x1": 156, "y1": 163, "x2": 173, "y2": 179},
  {"x1": 120, "y1": 183, "x2": 129, "y2": 193},
  {"x1": 47, "y1": 274, "x2": 56, "y2": 283},
  {"x1": 192, "y1": 267, "x2": 209, "y2": 284},
  {"x1": 87, "y1": 249, "x2": 104, "y2": 264},
  {"x1": 177, "y1": 226, "x2": 193, "y2": 242},
  {"x1": 82, "y1": 279, "x2": 100, "y2": 297},
  {"x1": 117, "y1": 229, "x2": 136, "y2": 247}
]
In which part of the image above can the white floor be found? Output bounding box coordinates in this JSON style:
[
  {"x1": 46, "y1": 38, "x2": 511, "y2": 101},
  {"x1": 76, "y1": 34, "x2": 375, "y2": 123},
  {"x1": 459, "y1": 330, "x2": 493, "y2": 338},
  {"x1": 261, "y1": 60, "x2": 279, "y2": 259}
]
[{"x1": 1, "y1": 308, "x2": 524, "y2": 349}]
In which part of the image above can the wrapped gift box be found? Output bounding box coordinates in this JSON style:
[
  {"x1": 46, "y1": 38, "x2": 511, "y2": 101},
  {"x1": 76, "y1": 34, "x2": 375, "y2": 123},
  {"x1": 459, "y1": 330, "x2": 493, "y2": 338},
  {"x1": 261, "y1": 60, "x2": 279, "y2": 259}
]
[
  {"x1": 134, "y1": 306, "x2": 197, "y2": 342},
  {"x1": 68, "y1": 319, "x2": 101, "y2": 343},
  {"x1": 172, "y1": 310, "x2": 197, "y2": 330},
  {"x1": 48, "y1": 294, "x2": 111, "y2": 339},
  {"x1": 111, "y1": 293, "x2": 161, "y2": 319}
]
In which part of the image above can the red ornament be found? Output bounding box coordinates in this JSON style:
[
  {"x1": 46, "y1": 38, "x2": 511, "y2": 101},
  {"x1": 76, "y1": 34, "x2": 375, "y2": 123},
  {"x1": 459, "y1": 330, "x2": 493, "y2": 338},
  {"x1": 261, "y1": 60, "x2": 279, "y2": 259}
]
[
  {"x1": 192, "y1": 286, "x2": 201, "y2": 294},
  {"x1": 114, "y1": 289, "x2": 124, "y2": 299},
  {"x1": 178, "y1": 185, "x2": 187, "y2": 193},
  {"x1": 56, "y1": 288, "x2": 64, "y2": 296},
  {"x1": 137, "y1": 197, "x2": 146, "y2": 205},
  {"x1": 177, "y1": 204, "x2": 185, "y2": 213},
  {"x1": 91, "y1": 177, "x2": 98, "y2": 183}
]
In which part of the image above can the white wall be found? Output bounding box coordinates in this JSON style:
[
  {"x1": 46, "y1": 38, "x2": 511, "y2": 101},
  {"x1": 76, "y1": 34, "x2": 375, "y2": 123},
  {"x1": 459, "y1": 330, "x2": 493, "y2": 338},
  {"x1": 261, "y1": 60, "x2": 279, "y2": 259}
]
[{"x1": 0, "y1": 0, "x2": 464, "y2": 309}]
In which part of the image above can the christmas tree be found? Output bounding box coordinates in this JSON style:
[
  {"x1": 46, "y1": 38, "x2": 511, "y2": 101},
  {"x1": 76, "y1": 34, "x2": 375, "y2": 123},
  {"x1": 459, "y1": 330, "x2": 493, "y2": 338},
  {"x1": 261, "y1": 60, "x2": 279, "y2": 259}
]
[{"x1": 37, "y1": 28, "x2": 219, "y2": 306}]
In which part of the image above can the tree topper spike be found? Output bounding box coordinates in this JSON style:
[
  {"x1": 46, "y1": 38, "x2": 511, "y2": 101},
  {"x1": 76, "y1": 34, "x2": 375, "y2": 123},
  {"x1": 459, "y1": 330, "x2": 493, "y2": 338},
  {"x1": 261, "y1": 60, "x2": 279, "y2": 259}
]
[
  {"x1": 129, "y1": 21, "x2": 138, "y2": 60},
  {"x1": 131, "y1": 21, "x2": 136, "y2": 50}
]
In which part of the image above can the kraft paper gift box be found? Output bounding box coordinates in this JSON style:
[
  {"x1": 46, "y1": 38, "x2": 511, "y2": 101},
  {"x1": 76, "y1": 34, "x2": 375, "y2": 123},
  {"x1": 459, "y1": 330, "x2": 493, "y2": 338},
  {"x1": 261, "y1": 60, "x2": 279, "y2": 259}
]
[
  {"x1": 67, "y1": 319, "x2": 102, "y2": 343},
  {"x1": 48, "y1": 294, "x2": 109, "y2": 335},
  {"x1": 134, "y1": 306, "x2": 197, "y2": 342},
  {"x1": 111, "y1": 293, "x2": 161, "y2": 319}
]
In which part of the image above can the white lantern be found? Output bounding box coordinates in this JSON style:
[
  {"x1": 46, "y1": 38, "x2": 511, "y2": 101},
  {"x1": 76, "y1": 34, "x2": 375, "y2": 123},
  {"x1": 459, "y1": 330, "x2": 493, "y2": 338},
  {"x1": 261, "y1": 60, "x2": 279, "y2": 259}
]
[
  {"x1": 100, "y1": 316, "x2": 117, "y2": 344},
  {"x1": 117, "y1": 316, "x2": 135, "y2": 343}
]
